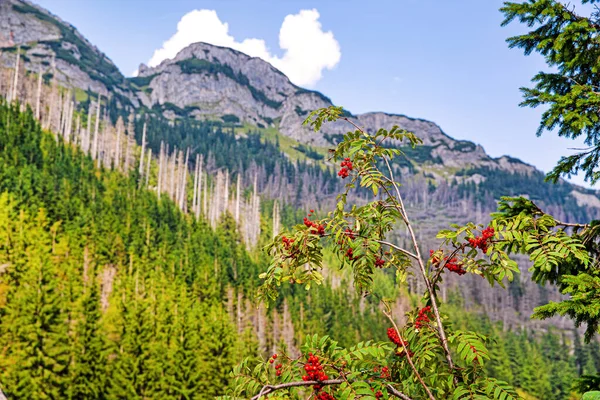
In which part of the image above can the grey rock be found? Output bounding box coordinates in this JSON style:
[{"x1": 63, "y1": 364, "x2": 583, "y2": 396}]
[{"x1": 0, "y1": 0, "x2": 137, "y2": 106}]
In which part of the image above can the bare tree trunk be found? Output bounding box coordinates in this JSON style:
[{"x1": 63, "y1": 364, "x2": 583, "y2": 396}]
[
  {"x1": 192, "y1": 153, "x2": 199, "y2": 215},
  {"x1": 100, "y1": 110, "x2": 109, "y2": 167},
  {"x1": 35, "y1": 66, "x2": 42, "y2": 119},
  {"x1": 197, "y1": 156, "x2": 203, "y2": 218},
  {"x1": 139, "y1": 121, "x2": 147, "y2": 176},
  {"x1": 170, "y1": 148, "x2": 177, "y2": 200},
  {"x1": 92, "y1": 96, "x2": 102, "y2": 160},
  {"x1": 59, "y1": 92, "x2": 67, "y2": 139},
  {"x1": 179, "y1": 148, "x2": 189, "y2": 211},
  {"x1": 10, "y1": 46, "x2": 20, "y2": 103},
  {"x1": 224, "y1": 170, "x2": 230, "y2": 215},
  {"x1": 236, "y1": 174, "x2": 241, "y2": 223},
  {"x1": 85, "y1": 100, "x2": 93, "y2": 153},
  {"x1": 157, "y1": 141, "x2": 164, "y2": 198},
  {"x1": 145, "y1": 148, "x2": 152, "y2": 188},
  {"x1": 203, "y1": 176, "x2": 208, "y2": 217},
  {"x1": 115, "y1": 116, "x2": 124, "y2": 170},
  {"x1": 125, "y1": 113, "x2": 134, "y2": 171},
  {"x1": 75, "y1": 114, "x2": 81, "y2": 146},
  {"x1": 65, "y1": 99, "x2": 74, "y2": 143}
]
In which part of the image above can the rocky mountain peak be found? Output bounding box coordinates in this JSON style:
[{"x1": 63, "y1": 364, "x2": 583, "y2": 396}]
[{"x1": 0, "y1": 0, "x2": 136, "y2": 105}]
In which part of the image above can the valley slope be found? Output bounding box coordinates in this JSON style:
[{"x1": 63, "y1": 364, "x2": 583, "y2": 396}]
[{"x1": 1, "y1": 0, "x2": 598, "y2": 332}]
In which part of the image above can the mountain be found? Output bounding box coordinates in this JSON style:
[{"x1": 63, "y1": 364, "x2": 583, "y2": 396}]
[
  {"x1": 134, "y1": 42, "x2": 533, "y2": 176},
  {"x1": 0, "y1": 0, "x2": 136, "y2": 106},
  {"x1": 131, "y1": 43, "x2": 600, "y2": 220},
  {"x1": 1, "y1": 0, "x2": 595, "y2": 203}
]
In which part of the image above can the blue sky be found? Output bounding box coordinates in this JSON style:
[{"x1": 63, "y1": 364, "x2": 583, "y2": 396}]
[{"x1": 33, "y1": 0, "x2": 593, "y2": 187}]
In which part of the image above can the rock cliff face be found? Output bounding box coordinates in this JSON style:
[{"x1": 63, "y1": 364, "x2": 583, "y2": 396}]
[
  {"x1": 0, "y1": 0, "x2": 136, "y2": 106},
  {"x1": 133, "y1": 42, "x2": 539, "y2": 178}
]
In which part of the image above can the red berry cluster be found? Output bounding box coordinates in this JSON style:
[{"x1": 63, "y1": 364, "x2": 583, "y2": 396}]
[
  {"x1": 345, "y1": 247, "x2": 356, "y2": 260},
  {"x1": 317, "y1": 392, "x2": 335, "y2": 400},
  {"x1": 338, "y1": 158, "x2": 353, "y2": 179},
  {"x1": 374, "y1": 366, "x2": 390, "y2": 379},
  {"x1": 429, "y1": 250, "x2": 466, "y2": 276},
  {"x1": 415, "y1": 306, "x2": 431, "y2": 330},
  {"x1": 281, "y1": 236, "x2": 294, "y2": 250},
  {"x1": 302, "y1": 353, "x2": 329, "y2": 391},
  {"x1": 304, "y1": 214, "x2": 326, "y2": 236},
  {"x1": 467, "y1": 226, "x2": 495, "y2": 253},
  {"x1": 387, "y1": 328, "x2": 408, "y2": 347},
  {"x1": 344, "y1": 228, "x2": 356, "y2": 239},
  {"x1": 387, "y1": 327, "x2": 414, "y2": 358},
  {"x1": 445, "y1": 257, "x2": 466, "y2": 276},
  {"x1": 269, "y1": 354, "x2": 283, "y2": 376},
  {"x1": 375, "y1": 257, "x2": 385, "y2": 268},
  {"x1": 302, "y1": 354, "x2": 327, "y2": 381},
  {"x1": 370, "y1": 387, "x2": 384, "y2": 399}
]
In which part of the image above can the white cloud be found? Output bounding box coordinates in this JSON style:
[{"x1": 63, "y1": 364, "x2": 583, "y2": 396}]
[{"x1": 147, "y1": 9, "x2": 340, "y2": 87}]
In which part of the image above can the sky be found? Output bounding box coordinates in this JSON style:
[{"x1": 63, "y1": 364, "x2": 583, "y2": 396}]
[{"x1": 33, "y1": 0, "x2": 594, "y2": 187}]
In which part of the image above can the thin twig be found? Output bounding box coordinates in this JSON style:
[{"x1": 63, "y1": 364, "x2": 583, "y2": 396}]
[
  {"x1": 252, "y1": 379, "x2": 344, "y2": 400},
  {"x1": 382, "y1": 156, "x2": 457, "y2": 384},
  {"x1": 253, "y1": 378, "x2": 414, "y2": 400},
  {"x1": 383, "y1": 310, "x2": 436, "y2": 400},
  {"x1": 387, "y1": 384, "x2": 414, "y2": 400},
  {"x1": 321, "y1": 233, "x2": 419, "y2": 260},
  {"x1": 342, "y1": 117, "x2": 365, "y2": 134},
  {"x1": 555, "y1": 220, "x2": 589, "y2": 228},
  {"x1": 431, "y1": 243, "x2": 469, "y2": 287}
]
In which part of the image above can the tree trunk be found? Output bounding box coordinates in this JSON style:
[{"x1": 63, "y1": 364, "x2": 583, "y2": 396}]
[
  {"x1": 145, "y1": 148, "x2": 152, "y2": 188},
  {"x1": 10, "y1": 46, "x2": 20, "y2": 102},
  {"x1": 92, "y1": 96, "x2": 102, "y2": 160},
  {"x1": 139, "y1": 121, "x2": 147, "y2": 176},
  {"x1": 157, "y1": 141, "x2": 164, "y2": 198},
  {"x1": 35, "y1": 66, "x2": 42, "y2": 119}
]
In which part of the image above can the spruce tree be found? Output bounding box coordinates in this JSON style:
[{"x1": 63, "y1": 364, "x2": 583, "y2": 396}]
[
  {"x1": 0, "y1": 207, "x2": 70, "y2": 399},
  {"x1": 502, "y1": 0, "x2": 600, "y2": 342},
  {"x1": 71, "y1": 268, "x2": 107, "y2": 400}
]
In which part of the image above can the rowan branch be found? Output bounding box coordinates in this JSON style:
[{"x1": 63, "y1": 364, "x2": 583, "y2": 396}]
[
  {"x1": 321, "y1": 233, "x2": 418, "y2": 260},
  {"x1": 387, "y1": 384, "x2": 414, "y2": 400},
  {"x1": 383, "y1": 309, "x2": 435, "y2": 400},
  {"x1": 252, "y1": 378, "x2": 414, "y2": 400},
  {"x1": 342, "y1": 116, "x2": 365, "y2": 134},
  {"x1": 431, "y1": 243, "x2": 470, "y2": 287},
  {"x1": 382, "y1": 155, "x2": 457, "y2": 383},
  {"x1": 252, "y1": 379, "x2": 344, "y2": 400}
]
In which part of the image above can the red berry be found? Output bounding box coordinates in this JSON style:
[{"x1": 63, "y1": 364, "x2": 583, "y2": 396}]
[{"x1": 415, "y1": 306, "x2": 432, "y2": 330}]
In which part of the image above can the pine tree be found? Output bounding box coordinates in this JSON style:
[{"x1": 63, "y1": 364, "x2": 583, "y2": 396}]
[
  {"x1": 0, "y1": 207, "x2": 70, "y2": 399},
  {"x1": 502, "y1": 0, "x2": 600, "y2": 341},
  {"x1": 70, "y1": 268, "x2": 107, "y2": 400},
  {"x1": 108, "y1": 276, "x2": 155, "y2": 400}
]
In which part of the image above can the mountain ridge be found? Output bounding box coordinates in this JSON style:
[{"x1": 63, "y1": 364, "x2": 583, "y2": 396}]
[{"x1": 1, "y1": 0, "x2": 598, "y2": 203}]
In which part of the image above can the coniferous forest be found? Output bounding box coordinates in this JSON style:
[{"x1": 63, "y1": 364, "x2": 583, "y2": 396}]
[{"x1": 2, "y1": 0, "x2": 600, "y2": 399}]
